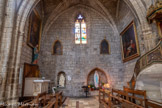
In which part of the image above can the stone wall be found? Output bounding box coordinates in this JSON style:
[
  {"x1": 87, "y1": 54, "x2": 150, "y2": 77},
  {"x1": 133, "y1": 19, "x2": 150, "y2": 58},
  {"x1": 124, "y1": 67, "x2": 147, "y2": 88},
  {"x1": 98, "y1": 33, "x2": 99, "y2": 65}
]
[
  {"x1": 39, "y1": 5, "x2": 124, "y2": 97},
  {"x1": 117, "y1": 0, "x2": 161, "y2": 85},
  {"x1": 0, "y1": 0, "x2": 161, "y2": 103},
  {"x1": 116, "y1": 1, "x2": 144, "y2": 86}
]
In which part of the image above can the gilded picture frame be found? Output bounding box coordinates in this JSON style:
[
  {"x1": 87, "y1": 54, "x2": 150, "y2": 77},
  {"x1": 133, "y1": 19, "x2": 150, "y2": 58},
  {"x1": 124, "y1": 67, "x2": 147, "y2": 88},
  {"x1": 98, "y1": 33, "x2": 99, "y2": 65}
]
[
  {"x1": 120, "y1": 21, "x2": 140, "y2": 62},
  {"x1": 27, "y1": 9, "x2": 42, "y2": 50},
  {"x1": 157, "y1": 21, "x2": 162, "y2": 38}
]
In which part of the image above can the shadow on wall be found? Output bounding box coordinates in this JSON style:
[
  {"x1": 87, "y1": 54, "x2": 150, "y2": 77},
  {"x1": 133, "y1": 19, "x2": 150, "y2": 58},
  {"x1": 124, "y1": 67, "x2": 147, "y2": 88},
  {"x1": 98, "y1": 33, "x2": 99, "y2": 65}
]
[{"x1": 135, "y1": 64, "x2": 162, "y2": 102}]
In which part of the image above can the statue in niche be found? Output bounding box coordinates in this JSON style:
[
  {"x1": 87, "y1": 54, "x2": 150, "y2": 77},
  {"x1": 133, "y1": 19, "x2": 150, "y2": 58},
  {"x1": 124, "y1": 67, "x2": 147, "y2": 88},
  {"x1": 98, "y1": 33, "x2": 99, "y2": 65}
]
[
  {"x1": 59, "y1": 74, "x2": 65, "y2": 87},
  {"x1": 94, "y1": 71, "x2": 99, "y2": 88},
  {"x1": 32, "y1": 44, "x2": 39, "y2": 64}
]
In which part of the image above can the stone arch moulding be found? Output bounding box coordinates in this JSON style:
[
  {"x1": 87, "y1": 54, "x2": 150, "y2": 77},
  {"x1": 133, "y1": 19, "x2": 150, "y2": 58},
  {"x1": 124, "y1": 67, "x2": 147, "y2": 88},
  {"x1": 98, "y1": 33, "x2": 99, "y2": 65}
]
[
  {"x1": 8, "y1": 0, "x2": 41, "y2": 102},
  {"x1": 52, "y1": 40, "x2": 63, "y2": 55},
  {"x1": 86, "y1": 68, "x2": 109, "y2": 86}
]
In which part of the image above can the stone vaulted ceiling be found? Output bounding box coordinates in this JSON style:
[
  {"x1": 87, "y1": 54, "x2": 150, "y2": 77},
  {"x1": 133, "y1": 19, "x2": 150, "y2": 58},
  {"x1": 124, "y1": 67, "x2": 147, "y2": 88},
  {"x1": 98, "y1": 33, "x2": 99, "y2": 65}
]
[
  {"x1": 99, "y1": 0, "x2": 118, "y2": 18},
  {"x1": 42, "y1": 0, "x2": 120, "y2": 20}
]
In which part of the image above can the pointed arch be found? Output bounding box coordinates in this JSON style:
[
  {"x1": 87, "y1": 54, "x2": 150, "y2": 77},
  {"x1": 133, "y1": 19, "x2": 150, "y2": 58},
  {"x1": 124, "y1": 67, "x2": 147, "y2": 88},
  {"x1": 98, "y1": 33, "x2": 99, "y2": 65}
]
[
  {"x1": 57, "y1": 72, "x2": 66, "y2": 88},
  {"x1": 100, "y1": 39, "x2": 110, "y2": 54},
  {"x1": 87, "y1": 68, "x2": 108, "y2": 86},
  {"x1": 52, "y1": 40, "x2": 63, "y2": 55}
]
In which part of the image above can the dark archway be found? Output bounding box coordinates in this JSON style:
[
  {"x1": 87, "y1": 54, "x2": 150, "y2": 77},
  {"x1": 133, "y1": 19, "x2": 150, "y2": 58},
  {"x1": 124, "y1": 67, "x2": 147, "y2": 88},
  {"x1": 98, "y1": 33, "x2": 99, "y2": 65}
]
[
  {"x1": 53, "y1": 40, "x2": 63, "y2": 55},
  {"x1": 100, "y1": 39, "x2": 110, "y2": 54}
]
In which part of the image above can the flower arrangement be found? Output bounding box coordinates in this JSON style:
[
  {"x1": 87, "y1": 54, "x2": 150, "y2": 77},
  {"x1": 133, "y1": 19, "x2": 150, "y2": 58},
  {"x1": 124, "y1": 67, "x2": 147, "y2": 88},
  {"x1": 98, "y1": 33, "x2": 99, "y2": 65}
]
[{"x1": 88, "y1": 84, "x2": 100, "y2": 91}]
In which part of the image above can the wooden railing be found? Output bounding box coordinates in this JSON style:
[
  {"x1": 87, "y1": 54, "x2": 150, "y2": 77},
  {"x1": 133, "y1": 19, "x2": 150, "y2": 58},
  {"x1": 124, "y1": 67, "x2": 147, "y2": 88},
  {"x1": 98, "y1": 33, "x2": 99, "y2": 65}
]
[
  {"x1": 99, "y1": 88, "x2": 162, "y2": 108},
  {"x1": 129, "y1": 40, "x2": 162, "y2": 89},
  {"x1": 146, "y1": 99, "x2": 162, "y2": 108},
  {"x1": 99, "y1": 89, "x2": 144, "y2": 108}
]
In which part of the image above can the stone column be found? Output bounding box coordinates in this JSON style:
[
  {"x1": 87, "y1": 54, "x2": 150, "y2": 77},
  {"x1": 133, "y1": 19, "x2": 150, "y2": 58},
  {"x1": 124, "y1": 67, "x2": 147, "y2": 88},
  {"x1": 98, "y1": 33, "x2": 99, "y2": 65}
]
[
  {"x1": 141, "y1": 23, "x2": 157, "y2": 52},
  {"x1": 0, "y1": 0, "x2": 16, "y2": 103},
  {"x1": 0, "y1": 0, "x2": 6, "y2": 102}
]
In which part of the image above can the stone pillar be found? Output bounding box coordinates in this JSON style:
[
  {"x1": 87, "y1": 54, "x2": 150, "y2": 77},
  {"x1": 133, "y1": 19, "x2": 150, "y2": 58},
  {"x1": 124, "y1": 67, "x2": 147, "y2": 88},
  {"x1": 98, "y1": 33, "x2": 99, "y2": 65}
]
[
  {"x1": 0, "y1": 0, "x2": 6, "y2": 102},
  {"x1": 6, "y1": 31, "x2": 25, "y2": 105},
  {"x1": 141, "y1": 23, "x2": 157, "y2": 52},
  {"x1": 0, "y1": 0, "x2": 16, "y2": 103},
  {"x1": 0, "y1": 0, "x2": 5, "y2": 41}
]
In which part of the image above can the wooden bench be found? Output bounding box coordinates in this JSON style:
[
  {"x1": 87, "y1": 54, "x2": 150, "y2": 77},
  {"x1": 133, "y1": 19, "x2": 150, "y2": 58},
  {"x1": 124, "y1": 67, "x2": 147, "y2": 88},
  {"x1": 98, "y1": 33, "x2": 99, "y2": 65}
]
[
  {"x1": 60, "y1": 97, "x2": 69, "y2": 108},
  {"x1": 145, "y1": 99, "x2": 162, "y2": 108},
  {"x1": 99, "y1": 87, "x2": 162, "y2": 108},
  {"x1": 18, "y1": 92, "x2": 47, "y2": 108},
  {"x1": 99, "y1": 89, "x2": 112, "y2": 108},
  {"x1": 99, "y1": 89, "x2": 144, "y2": 108},
  {"x1": 43, "y1": 93, "x2": 59, "y2": 108},
  {"x1": 123, "y1": 87, "x2": 162, "y2": 108},
  {"x1": 123, "y1": 86, "x2": 146, "y2": 107},
  {"x1": 30, "y1": 92, "x2": 47, "y2": 108},
  {"x1": 43, "y1": 91, "x2": 66, "y2": 108},
  {"x1": 111, "y1": 89, "x2": 144, "y2": 108}
]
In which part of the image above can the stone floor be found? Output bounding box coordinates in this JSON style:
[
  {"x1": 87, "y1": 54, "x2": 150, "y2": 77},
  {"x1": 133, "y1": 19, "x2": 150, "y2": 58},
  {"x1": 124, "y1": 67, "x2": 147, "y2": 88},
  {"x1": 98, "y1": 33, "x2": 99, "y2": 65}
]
[{"x1": 63, "y1": 96, "x2": 101, "y2": 108}]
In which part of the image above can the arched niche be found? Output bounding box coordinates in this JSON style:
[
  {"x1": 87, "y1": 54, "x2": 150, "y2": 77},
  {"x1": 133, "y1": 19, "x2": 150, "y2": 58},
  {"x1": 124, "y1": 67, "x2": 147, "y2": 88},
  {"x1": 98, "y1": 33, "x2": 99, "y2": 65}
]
[
  {"x1": 53, "y1": 40, "x2": 63, "y2": 55},
  {"x1": 87, "y1": 68, "x2": 108, "y2": 87},
  {"x1": 57, "y1": 72, "x2": 66, "y2": 88},
  {"x1": 100, "y1": 39, "x2": 110, "y2": 54}
]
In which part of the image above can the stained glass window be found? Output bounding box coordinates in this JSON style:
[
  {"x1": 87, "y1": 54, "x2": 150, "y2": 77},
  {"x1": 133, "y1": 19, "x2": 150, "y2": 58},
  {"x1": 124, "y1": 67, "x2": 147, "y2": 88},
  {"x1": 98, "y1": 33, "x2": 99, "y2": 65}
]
[
  {"x1": 75, "y1": 20, "x2": 80, "y2": 44},
  {"x1": 75, "y1": 14, "x2": 87, "y2": 44}
]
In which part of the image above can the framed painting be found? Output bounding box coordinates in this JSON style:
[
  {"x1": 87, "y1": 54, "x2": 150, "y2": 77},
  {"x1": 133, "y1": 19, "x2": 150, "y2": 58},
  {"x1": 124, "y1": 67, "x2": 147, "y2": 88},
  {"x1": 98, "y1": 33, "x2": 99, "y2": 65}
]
[
  {"x1": 28, "y1": 9, "x2": 42, "y2": 50},
  {"x1": 157, "y1": 21, "x2": 162, "y2": 38},
  {"x1": 120, "y1": 21, "x2": 140, "y2": 62}
]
